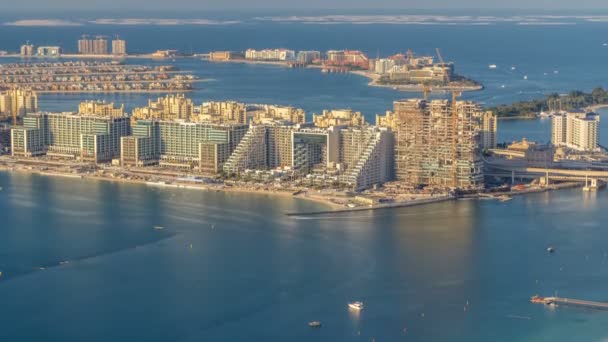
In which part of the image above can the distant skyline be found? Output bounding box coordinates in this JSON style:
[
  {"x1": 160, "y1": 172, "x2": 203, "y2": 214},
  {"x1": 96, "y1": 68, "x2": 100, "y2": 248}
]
[{"x1": 3, "y1": 0, "x2": 608, "y2": 11}]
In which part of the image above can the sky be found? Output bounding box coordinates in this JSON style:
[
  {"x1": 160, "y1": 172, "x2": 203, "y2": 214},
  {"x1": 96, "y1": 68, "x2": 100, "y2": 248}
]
[{"x1": 3, "y1": 0, "x2": 608, "y2": 11}]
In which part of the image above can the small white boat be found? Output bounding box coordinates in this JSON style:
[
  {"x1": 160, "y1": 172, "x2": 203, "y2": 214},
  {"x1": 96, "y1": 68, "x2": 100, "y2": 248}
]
[
  {"x1": 308, "y1": 321, "x2": 322, "y2": 328},
  {"x1": 547, "y1": 246, "x2": 555, "y2": 253},
  {"x1": 523, "y1": 75, "x2": 528, "y2": 80},
  {"x1": 348, "y1": 301, "x2": 364, "y2": 310},
  {"x1": 603, "y1": 43, "x2": 608, "y2": 46},
  {"x1": 488, "y1": 64, "x2": 497, "y2": 69},
  {"x1": 500, "y1": 84, "x2": 506, "y2": 88},
  {"x1": 153, "y1": 225, "x2": 164, "y2": 230},
  {"x1": 511, "y1": 66, "x2": 516, "y2": 70}
]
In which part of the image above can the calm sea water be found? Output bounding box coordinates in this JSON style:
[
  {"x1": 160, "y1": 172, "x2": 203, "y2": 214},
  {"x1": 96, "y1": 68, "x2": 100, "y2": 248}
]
[
  {"x1": 1, "y1": 11, "x2": 608, "y2": 341},
  {"x1": 1, "y1": 173, "x2": 608, "y2": 341}
]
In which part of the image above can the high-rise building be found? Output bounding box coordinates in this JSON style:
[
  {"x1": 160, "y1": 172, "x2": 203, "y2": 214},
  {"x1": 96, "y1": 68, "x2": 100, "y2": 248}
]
[
  {"x1": 551, "y1": 111, "x2": 599, "y2": 151},
  {"x1": 480, "y1": 111, "x2": 497, "y2": 149},
  {"x1": 111, "y1": 39, "x2": 127, "y2": 55},
  {"x1": 78, "y1": 35, "x2": 108, "y2": 55},
  {"x1": 121, "y1": 120, "x2": 247, "y2": 173},
  {"x1": 378, "y1": 99, "x2": 485, "y2": 189},
  {"x1": 11, "y1": 112, "x2": 130, "y2": 162},
  {"x1": 20, "y1": 43, "x2": 34, "y2": 57}
]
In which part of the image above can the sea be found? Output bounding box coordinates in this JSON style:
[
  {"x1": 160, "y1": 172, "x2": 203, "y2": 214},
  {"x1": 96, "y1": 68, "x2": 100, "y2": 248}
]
[{"x1": 1, "y1": 9, "x2": 608, "y2": 341}]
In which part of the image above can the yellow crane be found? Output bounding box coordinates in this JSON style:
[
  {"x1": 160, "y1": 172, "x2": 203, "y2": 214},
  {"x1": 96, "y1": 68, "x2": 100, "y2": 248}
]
[{"x1": 435, "y1": 47, "x2": 451, "y2": 85}]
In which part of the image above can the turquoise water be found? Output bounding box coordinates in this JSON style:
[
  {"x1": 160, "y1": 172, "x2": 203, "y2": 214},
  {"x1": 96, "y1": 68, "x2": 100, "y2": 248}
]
[
  {"x1": 2, "y1": 11, "x2": 608, "y2": 341},
  {"x1": 1, "y1": 172, "x2": 608, "y2": 341}
]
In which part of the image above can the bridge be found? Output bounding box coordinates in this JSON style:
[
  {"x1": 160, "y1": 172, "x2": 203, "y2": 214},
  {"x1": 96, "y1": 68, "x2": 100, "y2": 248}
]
[
  {"x1": 483, "y1": 156, "x2": 608, "y2": 183},
  {"x1": 531, "y1": 296, "x2": 608, "y2": 310}
]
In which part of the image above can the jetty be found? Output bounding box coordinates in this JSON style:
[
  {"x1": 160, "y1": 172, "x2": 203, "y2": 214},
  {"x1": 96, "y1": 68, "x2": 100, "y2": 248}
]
[{"x1": 531, "y1": 295, "x2": 608, "y2": 310}]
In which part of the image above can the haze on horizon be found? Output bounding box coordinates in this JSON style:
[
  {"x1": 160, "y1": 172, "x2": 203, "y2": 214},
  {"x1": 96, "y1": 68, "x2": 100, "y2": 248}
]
[{"x1": 3, "y1": 0, "x2": 608, "y2": 11}]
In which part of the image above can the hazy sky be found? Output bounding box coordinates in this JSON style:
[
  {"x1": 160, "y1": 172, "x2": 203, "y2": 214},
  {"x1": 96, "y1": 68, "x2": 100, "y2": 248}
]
[{"x1": 4, "y1": 0, "x2": 608, "y2": 11}]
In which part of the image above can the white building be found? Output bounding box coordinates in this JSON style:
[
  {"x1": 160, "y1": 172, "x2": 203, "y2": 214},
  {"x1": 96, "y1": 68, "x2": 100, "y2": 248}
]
[
  {"x1": 245, "y1": 49, "x2": 295, "y2": 61},
  {"x1": 552, "y1": 111, "x2": 599, "y2": 151},
  {"x1": 374, "y1": 58, "x2": 396, "y2": 74}
]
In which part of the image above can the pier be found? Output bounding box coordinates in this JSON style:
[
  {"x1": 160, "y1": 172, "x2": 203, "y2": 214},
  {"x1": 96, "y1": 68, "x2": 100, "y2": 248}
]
[{"x1": 531, "y1": 295, "x2": 608, "y2": 310}]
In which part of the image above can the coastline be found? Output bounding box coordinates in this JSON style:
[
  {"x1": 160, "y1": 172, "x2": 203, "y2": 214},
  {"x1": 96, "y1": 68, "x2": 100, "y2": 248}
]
[
  {"x1": 0, "y1": 156, "x2": 588, "y2": 216},
  {"x1": 348, "y1": 70, "x2": 483, "y2": 92},
  {"x1": 0, "y1": 161, "x2": 346, "y2": 210}
]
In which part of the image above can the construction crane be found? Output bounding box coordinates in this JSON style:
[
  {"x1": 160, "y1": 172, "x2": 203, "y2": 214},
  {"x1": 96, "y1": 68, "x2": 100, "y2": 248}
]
[
  {"x1": 435, "y1": 48, "x2": 450, "y2": 85},
  {"x1": 421, "y1": 81, "x2": 430, "y2": 101}
]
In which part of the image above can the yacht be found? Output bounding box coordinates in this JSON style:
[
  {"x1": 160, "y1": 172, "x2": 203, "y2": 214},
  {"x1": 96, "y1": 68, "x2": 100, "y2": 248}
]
[
  {"x1": 348, "y1": 301, "x2": 364, "y2": 310},
  {"x1": 308, "y1": 321, "x2": 322, "y2": 328},
  {"x1": 488, "y1": 64, "x2": 497, "y2": 69}
]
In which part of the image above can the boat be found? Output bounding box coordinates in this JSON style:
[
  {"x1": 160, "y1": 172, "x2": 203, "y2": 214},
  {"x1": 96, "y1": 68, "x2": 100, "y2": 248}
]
[
  {"x1": 488, "y1": 64, "x2": 497, "y2": 69},
  {"x1": 348, "y1": 301, "x2": 364, "y2": 310},
  {"x1": 547, "y1": 246, "x2": 555, "y2": 253},
  {"x1": 511, "y1": 66, "x2": 516, "y2": 70},
  {"x1": 153, "y1": 225, "x2": 164, "y2": 230},
  {"x1": 308, "y1": 321, "x2": 322, "y2": 328},
  {"x1": 523, "y1": 75, "x2": 528, "y2": 80}
]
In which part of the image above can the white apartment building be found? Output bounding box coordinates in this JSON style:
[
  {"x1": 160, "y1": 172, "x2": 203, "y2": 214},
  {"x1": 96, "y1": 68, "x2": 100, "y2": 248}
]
[
  {"x1": 245, "y1": 49, "x2": 295, "y2": 61},
  {"x1": 552, "y1": 111, "x2": 599, "y2": 151}
]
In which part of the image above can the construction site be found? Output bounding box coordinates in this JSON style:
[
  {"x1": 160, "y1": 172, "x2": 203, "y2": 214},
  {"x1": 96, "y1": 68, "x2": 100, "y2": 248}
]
[{"x1": 377, "y1": 93, "x2": 493, "y2": 191}]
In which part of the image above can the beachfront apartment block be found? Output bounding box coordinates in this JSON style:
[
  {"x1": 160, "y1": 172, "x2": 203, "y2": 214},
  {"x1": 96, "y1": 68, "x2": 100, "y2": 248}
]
[
  {"x1": 551, "y1": 111, "x2": 600, "y2": 152},
  {"x1": 36, "y1": 46, "x2": 61, "y2": 57},
  {"x1": 121, "y1": 120, "x2": 248, "y2": 173},
  {"x1": 11, "y1": 112, "x2": 130, "y2": 162},
  {"x1": 245, "y1": 49, "x2": 295, "y2": 61},
  {"x1": 296, "y1": 51, "x2": 321, "y2": 64},
  {"x1": 223, "y1": 122, "x2": 394, "y2": 190}
]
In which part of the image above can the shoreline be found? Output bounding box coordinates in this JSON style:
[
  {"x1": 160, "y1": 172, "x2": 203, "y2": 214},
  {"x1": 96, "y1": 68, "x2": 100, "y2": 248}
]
[
  {"x1": 0, "y1": 157, "x2": 589, "y2": 216},
  {"x1": 348, "y1": 70, "x2": 483, "y2": 92},
  {"x1": 0, "y1": 162, "x2": 346, "y2": 210}
]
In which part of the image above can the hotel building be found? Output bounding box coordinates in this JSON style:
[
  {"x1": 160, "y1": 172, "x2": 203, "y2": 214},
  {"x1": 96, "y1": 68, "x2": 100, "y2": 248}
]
[
  {"x1": 11, "y1": 112, "x2": 130, "y2": 162},
  {"x1": 551, "y1": 111, "x2": 600, "y2": 151},
  {"x1": 121, "y1": 120, "x2": 248, "y2": 173}
]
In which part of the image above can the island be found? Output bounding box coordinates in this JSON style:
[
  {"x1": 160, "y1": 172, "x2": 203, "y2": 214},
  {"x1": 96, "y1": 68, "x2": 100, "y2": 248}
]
[{"x1": 489, "y1": 87, "x2": 608, "y2": 119}]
